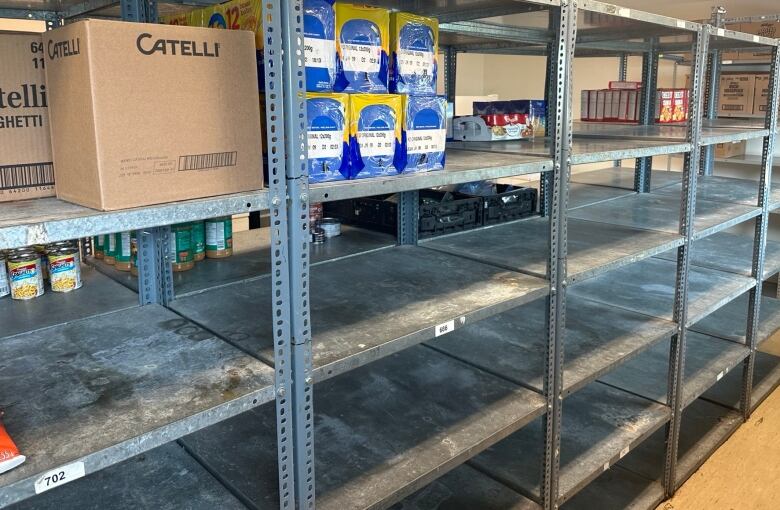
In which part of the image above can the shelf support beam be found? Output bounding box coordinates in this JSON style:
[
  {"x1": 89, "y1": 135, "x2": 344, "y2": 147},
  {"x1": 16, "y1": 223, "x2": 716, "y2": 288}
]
[
  {"x1": 635, "y1": 39, "x2": 659, "y2": 193},
  {"x1": 742, "y1": 45, "x2": 780, "y2": 421},
  {"x1": 542, "y1": 2, "x2": 576, "y2": 509},
  {"x1": 136, "y1": 226, "x2": 174, "y2": 306},
  {"x1": 663, "y1": 25, "x2": 709, "y2": 498},
  {"x1": 397, "y1": 191, "x2": 420, "y2": 246}
]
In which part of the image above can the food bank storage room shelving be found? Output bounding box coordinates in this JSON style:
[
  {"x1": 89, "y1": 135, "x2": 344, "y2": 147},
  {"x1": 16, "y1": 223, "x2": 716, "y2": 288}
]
[{"x1": 0, "y1": 1, "x2": 779, "y2": 510}]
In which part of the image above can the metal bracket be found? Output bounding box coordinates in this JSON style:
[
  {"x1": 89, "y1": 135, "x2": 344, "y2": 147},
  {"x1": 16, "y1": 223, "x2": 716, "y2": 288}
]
[
  {"x1": 397, "y1": 191, "x2": 420, "y2": 246},
  {"x1": 136, "y1": 226, "x2": 174, "y2": 306},
  {"x1": 443, "y1": 46, "x2": 457, "y2": 108},
  {"x1": 635, "y1": 39, "x2": 659, "y2": 193},
  {"x1": 120, "y1": 0, "x2": 157, "y2": 22}
]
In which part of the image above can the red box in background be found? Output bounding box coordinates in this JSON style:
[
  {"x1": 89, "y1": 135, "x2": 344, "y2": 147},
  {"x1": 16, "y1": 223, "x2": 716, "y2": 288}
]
[{"x1": 581, "y1": 90, "x2": 591, "y2": 120}]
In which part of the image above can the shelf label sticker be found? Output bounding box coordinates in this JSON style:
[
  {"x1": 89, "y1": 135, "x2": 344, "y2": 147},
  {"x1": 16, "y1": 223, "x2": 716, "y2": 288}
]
[
  {"x1": 717, "y1": 370, "x2": 725, "y2": 381},
  {"x1": 618, "y1": 8, "x2": 630, "y2": 17},
  {"x1": 677, "y1": 20, "x2": 686, "y2": 29},
  {"x1": 603, "y1": 461, "x2": 610, "y2": 471},
  {"x1": 619, "y1": 446, "x2": 630, "y2": 459},
  {"x1": 753, "y1": 35, "x2": 760, "y2": 42},
  {"x1": 717, "y1": 28, "x2": 725, "y2": 37},
  {"x1": 435, "y1": 319, "x2": 456, "y2": 337},
  {"x1": 34, "y1": 462, "x2": 85, "y2": 494}
]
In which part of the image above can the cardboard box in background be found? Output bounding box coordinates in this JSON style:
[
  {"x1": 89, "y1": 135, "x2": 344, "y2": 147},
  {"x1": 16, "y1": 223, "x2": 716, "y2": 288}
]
[
  {"x1": 44, "y1": 20, "x2": 263, "y2": 211},
  {"x1": 581, "y1": 90, "x2": 590, "y2": 120},
  {"x1": 722, "y1": 22, "x2": 777, "y2": 61},
  {"x1": 752, "y1": 74, "x2": 780, "y2": 117},
  {"x1": 718, "y1": 74, "x2": 755, "y2": 117},
  {"x1": 714, "y1": 140, "x2": 747, "y2": 159},
  {"x1": 0, "y1": 32, "x2": 54, "y2": 203}
]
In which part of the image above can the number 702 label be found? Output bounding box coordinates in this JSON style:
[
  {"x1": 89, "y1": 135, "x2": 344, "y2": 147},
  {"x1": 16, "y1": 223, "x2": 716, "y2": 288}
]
[{"x1": 34, "y1": 461, "x2": 85, "y2": 494}]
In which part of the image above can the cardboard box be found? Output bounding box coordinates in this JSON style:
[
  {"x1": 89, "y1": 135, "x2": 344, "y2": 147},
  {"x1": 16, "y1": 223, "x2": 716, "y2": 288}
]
[
  {"x1": 609, "y1": 81, "x2": 641, "y2": 90},
  {"x1": 44, "y1": 20, "x2": 263, "y2": 211},
  {"x1": 722, "y1": 22, "x2": 776, "y2": 61},
  {"x1": 0, "y1": 32, "x2": 55, "y2": 203},
  {"x1": 752, "y1": 74, "x2": 779, "y2": 117},
  {"x1": 581, "y1": 90, "x2": 590, "y2": 120},
  {"x1": 656, "y1": 89, "x2": 674, "y2": 123},
  {"x1": 718, "y1": 74, "x2": 755, "y2": 117},
  {"x1": 714, "y1": 140, "x2": 746, "y2": 159},
  {"x1": 595, "y1": 90, "x2": 606, "y2": 121},
  {"x1": 588, "y1": 90, "x2": 598, "y2": 120}
]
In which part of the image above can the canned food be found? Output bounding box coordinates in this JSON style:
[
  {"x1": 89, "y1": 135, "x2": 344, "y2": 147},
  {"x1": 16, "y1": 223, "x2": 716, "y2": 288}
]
[
  {"x1": 170, "y1": 224, "x2": 195, "y2": 272},
  {"x1": 0, "y1": 256, "x2": 9, "y2": 298},
  {"x1": 130, "y1": 232, "x2": 138, "y2": 276},
  {"x1": 205, "y1": 217, "x2": 233, "y2": 258},
  {"x1": 94, "y1": 235, "x2": 105, "y2": 259},
  {"x1": 34, "y1": 245, "x2": 49, "y2": 280},
  {"x1": 114, "y1": 232, "x2": 132, "y2": 272},
  {"x1": 191, "y1": 221, "x2": 206, "y2": 261},
  {"x1": 320, "y1": 218, "x2": 341, "y2": 238},
  {"x1": 7, "y1": 248, "x2": 44, "y2": 300},
  {"x1": 47, "y1": 242, "x2": 82, "y2": 293},
  {"x1": 104, "y1": 233, "x2": 116, "y2": 265}
]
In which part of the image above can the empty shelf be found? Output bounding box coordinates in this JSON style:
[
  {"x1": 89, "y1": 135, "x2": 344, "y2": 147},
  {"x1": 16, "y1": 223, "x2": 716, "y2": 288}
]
[
  {"x1": 171, "y1": 245, "x2": 549, "y2": 382},
  {"x1": 652, "y1": 174, "x2": 780, "y2": 209},
  {"x1": 560, "y1": 465, "x2": 663, "y2": 510},
  {"x1": 470, "y1": 382, "x2": 669, "y2": 504},
  {"x1": 570, "y1": 257, "x2": 756, "y2": 327},
  {"x1": 0, "y1": 305, "x2": 275, "y2": 507},
  {"x1": 423, "y1": 216, "x2": 683, "y2": 284},
  {"x1": 691, "y1": 293, "x2": 780, "y2": 346},
  {"x1": 702, "y1": 350, "x2": 780, "y2": 411},
  {"x1": 427, "y1": 296, "x2": 674, "y2": 397},
  {"x1": 570, "y1": 167, "x2": 681, "y2": 191},
  {"x1": 181, "y1": 346, "x2": 546, "y2": 510}
]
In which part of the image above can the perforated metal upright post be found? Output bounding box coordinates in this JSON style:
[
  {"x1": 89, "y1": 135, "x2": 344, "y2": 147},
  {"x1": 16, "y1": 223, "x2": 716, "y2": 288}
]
[
  {"x1": 741, "y1": 45, "x2": 780, "y2": 420},
  {"x1": 542, "y1": 2, "x2": 576, "y2": 509},
  {"x1": 701, "y1": 8, "x2": 725, "y2": 176},
  {"x1": 397, "y1": 191, "x2": 420, "y2": 245},
  {"x1": 120, "y1": 0, "x2": 156, "y2": 22},
  {"x1": 280, "y1": 0, "x2": 315, "y2": 507},
  {"x1": 541, "y1": 9, "x2": 562, "y2": 218},
  {"x1": 634, "y1": 40, "x2": 659, "y2": 192},
  {"x1": 614, "y1": 54, "x2": 628, "y2": 167},
  {"x1": 663, "y1": 26, "x2": 709, "y2": 498},
  {"x1": 260, "y1": 1, "x2": 296, "y2": 508},
  {"x1": 444, "y1": 45, "x2": 457, "y2": 108}
]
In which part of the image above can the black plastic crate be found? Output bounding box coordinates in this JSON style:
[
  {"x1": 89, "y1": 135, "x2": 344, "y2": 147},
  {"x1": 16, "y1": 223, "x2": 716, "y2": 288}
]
[
  {"x1": 323, "y1": 189, "x2": 483, "y2": 238},
  {"x1": 476, "y1": 184, "x2": 538, "y2": 225}
]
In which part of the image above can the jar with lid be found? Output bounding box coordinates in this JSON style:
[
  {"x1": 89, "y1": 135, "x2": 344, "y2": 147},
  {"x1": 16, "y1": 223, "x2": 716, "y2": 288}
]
[
  {"x1": 114, "y1": 232, "x2": 133, "y2": 272},
  {"x1": 191, "y1": 221, "x2": 206, "y2": 261},
  {"x1": 205, "y1": 217, "x2": 233, "y2": 258},
  {"x1": 93, "y1": 235, "x2": 105, "y2": 259},
  {"x1": 46, "y1": 241, "x2": 83, "y2": 293},
  {"x1": 170, "y1": 224, "x2": 195, "y2": 272},
  {"x1": 104, "y1": 233, "x2": 117, "y2": 265},
  {"x1": 7, "y1": 248, "x2": 44, "y2": 300},
  {"x1": 0, "y1": 254, "x2": 9, "y2": 298}
]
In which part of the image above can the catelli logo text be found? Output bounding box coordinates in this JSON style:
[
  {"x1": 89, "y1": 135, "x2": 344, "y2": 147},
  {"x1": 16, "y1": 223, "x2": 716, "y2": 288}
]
[{"x1": 136, "y1": 33, "x2": 220, "y2": 57}]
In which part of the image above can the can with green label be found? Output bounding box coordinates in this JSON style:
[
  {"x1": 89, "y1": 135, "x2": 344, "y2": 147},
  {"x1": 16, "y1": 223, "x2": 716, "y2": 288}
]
[
  {"x1": 93, "y1": 235, "x2": 105, "y2": 259},
  {"x1": 170, "y1": 224, "x2": 195, "y2": 272},
  {"x1": 191, "y1": 221, "x2": 206, "y2": 261},
  {"x1": 115, "y1": 232, "x2": 132, "y2": 272},
  {"x1": 104, "y1": 233, "x2": 116, "y2": 265},
  {"x1": 205, "y1": 217, "x2": 233, "y2": 259}
]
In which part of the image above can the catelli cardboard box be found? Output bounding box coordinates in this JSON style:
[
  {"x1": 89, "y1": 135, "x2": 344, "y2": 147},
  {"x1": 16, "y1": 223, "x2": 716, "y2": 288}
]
[
  {"x1": 0, "y1": 32, "x2": 55, "y2": 203},
  {"x1": 43, "y1": 19, "x2": 263, "y2": 211},
  {"x1": 718, "y1": 74, "x2": 755, "y2": 118},
  {"x1": 752, "y1": 75, "x2": 780, "y2": 117}
]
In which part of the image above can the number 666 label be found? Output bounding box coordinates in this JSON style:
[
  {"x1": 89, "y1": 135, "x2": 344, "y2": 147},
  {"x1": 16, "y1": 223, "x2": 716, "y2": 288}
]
[{"x1": 34, "y1": 461, "x2": 85, "y2": 494}]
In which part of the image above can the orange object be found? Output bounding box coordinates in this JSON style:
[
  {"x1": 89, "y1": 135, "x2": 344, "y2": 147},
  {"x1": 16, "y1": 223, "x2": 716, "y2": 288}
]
[{"x1": 0, "y1": 414, "x2": 25, "y2": 475}]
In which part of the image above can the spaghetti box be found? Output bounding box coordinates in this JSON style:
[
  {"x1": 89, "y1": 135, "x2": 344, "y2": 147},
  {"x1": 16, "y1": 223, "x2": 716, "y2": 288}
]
[
  {"x1": 752, "y1": 75, "x2": 779, "y2": 117},
  {"x1": 304, "y1": 0, "x2": 337, "y2": 92},
  {"x1": 608, "y1": 81, "x2": 642, "y2": 90},
  {"x1": 390, "y1": 12, "x2": 438, "y2": 95},
  {"x1": 0, "y1": 32, "x2": 55, "y2": 203},
  {"x1": 718, "y1": 74, "x2": 755, "y2": 118},
  {"x1": 581, "y1": 90, "x2": 590, "y2": 120},
  {"x1": 404, "y1": 95, "x2": 446, "y2": 173},
  {"x1": 334, "y1": 4, "x2": 389, "y2": 93},
  {"x1": 43, "y1": 19, "x2": 263, "y2": 211},
  {"x1": 348, "y1": 93, "x2": 404, "y2": 178},
  {"x1": 306, "y1": 92, "x2": 350, "y2": 182}
]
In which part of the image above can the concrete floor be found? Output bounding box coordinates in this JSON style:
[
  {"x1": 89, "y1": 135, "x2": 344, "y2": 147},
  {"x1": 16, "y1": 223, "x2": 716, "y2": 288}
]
[{"x1": 656, "y1": 333, "x2": 780, "y2": 510}]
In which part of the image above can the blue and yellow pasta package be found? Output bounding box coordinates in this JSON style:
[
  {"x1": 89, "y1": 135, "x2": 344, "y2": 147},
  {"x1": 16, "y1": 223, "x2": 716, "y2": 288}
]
[
  {"x1": 334, "y1": 4, "x2": 390, "y2": 93},
  {"x1": 390, "y1": 12, "x2": 438, "y2": 95},
  {"x1": 349, "y1": 94, "x2": 404, "y2": 178},
  {"x1": 304, "y1": 0, "x2": 337, "y2": 91},
  {"x1": 307, "y1": 93, "x2": 350, "y2": 183},
  {"x1": 403, "y1": 95, "x2": 446, "y2": 173}
]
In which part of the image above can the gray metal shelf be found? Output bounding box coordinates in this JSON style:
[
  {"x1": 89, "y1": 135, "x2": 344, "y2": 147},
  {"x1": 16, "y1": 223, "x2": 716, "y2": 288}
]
[
  {"x1": 170, "y1": 245, "x2": 549, "y2": 382},
  {"x1": 570, "y1": 257, "x2": 756, "y2": 327},
  {"x1": 469, "y1": 381, "x2": 670, "y2": 505},
  {"x1": 0, "y1": 265, "x2": 138, "y2": 340},
  {"x1": 599, "y1": 331, "x2": 750, "y2": 408},
  {"x1": 0, "y1": 191, "x2": 269, "y2": 251},
  {"x1": 692, "y1": 293, "x2": 780, "y2": 347},
  {"x1": 0, "y1": 305, "x2": 275, "y2": 507},
  {"x1": 427, "y1": 295, "x2": 674, "y2": 397},
  {"x1": 309, "y1": 150, "x2": 552, "y2": 203},
  {"x1": 180, "y1": 345, "x2": 546, "y2": 510},
  {"x1": 561, "y1": 465, "x2": 664, "y2": 510},
  {"x1": 655, "y1": 232, "x2": 780, "y2": 280},
  {"x1": 7, "y1": 443, "x2": 249, "y2": 510},
  {"x1": 88, "y1": 226, "x2": 395, "y2": 297},
  {"x1": 570, "y1": 167, "x2": 681, "y2": 191},
  {"x1": 702, "y1": 350, "x2": 780, "y2": 412},
  {"x1": 652, "y1": 174, "x2": 780, "y2": 210},
  {"x1": 423, "y1": 216, "x2": 683, "y2": 284},
  {"x1": 569, "y1": 192, "x2": 761, "y2": 241}
]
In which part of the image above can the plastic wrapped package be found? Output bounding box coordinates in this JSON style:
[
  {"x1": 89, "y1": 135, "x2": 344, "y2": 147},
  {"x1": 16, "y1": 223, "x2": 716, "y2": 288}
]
[
  {"x1": 349, "y1": 94, "x2": 404, "y2": 179},
  {"x1": 0, "y1": 415, "x2": 24, "y2": 475},
  {"x1": 390, "y1": 12, "x2": 438, "y2": 95},
  {"x1": 304, "y1": 0, "x2": 337, "y2": 91},
  {"x1": 403, "y1": 95, "x2": 446, "y2": 173},
  {"x1": 334, "y1": 4, "x2": 389, "y2": 93},
  {"x1": 307, "y1": 93, "x2": 351, "y2": 182}
]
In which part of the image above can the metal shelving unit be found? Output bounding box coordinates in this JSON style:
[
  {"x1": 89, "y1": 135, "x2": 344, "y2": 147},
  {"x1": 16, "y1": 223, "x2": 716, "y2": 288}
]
[{"x1": 1, "y1": 1, "x2": 779, "y2": 510}]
